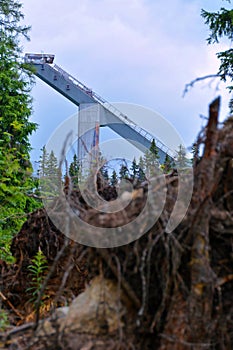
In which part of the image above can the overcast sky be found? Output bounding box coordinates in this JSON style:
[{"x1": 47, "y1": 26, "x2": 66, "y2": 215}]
[{"x1": 21, "y1": 0, "x2": 232, "y2": 161}]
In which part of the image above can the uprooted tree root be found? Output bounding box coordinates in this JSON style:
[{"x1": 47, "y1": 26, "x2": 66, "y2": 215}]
[{"x1": 1, "y1": 97, "x2": 233, "y2": 349}]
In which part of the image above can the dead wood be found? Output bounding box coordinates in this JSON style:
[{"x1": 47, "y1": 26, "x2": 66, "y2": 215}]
[{"x1": 1, "y1": 97, "x2": 233, "y2": 349}]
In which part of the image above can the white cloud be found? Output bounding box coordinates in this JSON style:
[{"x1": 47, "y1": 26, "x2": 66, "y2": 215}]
[{"x1": 21, "y1": 0, "x2": 232, "y2": 159}]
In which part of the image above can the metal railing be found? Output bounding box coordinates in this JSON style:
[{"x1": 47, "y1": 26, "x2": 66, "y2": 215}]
[{"x1": 51, "y1": 63, "x2": 176, "y2": 158}]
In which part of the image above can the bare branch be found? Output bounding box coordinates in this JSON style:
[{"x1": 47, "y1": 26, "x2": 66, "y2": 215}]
[
  {"x1": 0, "y1": 291, "x2": 23, "y2": 319},
  {"x1": 183, "y1": 74, "x2": 223, "y2": 97}
]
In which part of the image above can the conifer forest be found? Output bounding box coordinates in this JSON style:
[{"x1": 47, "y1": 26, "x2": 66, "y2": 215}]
[{"x1": 0, "y1": 1, "x2": 233, "y2": 349}]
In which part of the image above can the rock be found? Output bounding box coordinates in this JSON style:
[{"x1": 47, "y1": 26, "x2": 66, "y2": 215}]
[
  {"x1": 36, "y1": 276, "x2": 126, "y2": 338},
  {"x1": 53, "y1": 306, "x2": 69, "y2": 318},
  {"x1": 60, "y1": 276, "x2": 126, "y2": 335}
]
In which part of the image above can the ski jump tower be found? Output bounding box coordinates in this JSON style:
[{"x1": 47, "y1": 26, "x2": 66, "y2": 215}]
[{"x1": 25, "y1": 53, "x2": 175, "y2": 164}]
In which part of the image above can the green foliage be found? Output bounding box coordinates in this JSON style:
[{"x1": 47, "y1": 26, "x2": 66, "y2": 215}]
[
  {"x1": 0, "y1": 308, "x2": 9, "y2": 331},
  {"x1": 0, "y1": 2, "x2": 36, "y2": 156},
  {"x1": 26, "y1": 250, "x2": 48, "y2": 306},
  {"x1": 119, "y1": 162, "x2": 129, "y2": 180},
  {"x1": 217, "y1": 49, "x2": 233, "y2": 89},
  {"x1": 201, "y1": 7, "x2": 233, "y2": 44},
  {"x1": 0, "y1": 145, "x2": 41, "y2": 262},
  {"x1": 110, "y1": 169, "x2": 118, "y2": 186},
  {"x1": 38, "y1": 146, "x2": 60, "y2": 178},
  {"x1": 191, "y1": 142, "x2": 201, "y2": 165},
  {"x1": 130, "y1": 157, "x2": 139, "y2": 180},
  {"x1": 0, "y1": 0, "x2": 30, "y2": 38},
  {"x1": 175, "y1": 144, "x2": 189, "y2": 168},
  {"x1": 69, "y1": 154, "x2": 80, "y2": 187},
  {"x1": 99, "y1": 164, "x2": 109, "y2": 183},
  {"x1": 38, "y1": 146, "x2": 61, "y2": 198},
  {"x1": 0, "y1": 0, "x2": 41, "y2": 261},
  {"x1": 138, "y1": 156, "x2": 146, "y2": 181},
  {"x1": 38, "y1": 145, "x2": 49, "y2": 177},
  {"x1": 163, "y1": 154, "x2": 174, "y2": 173},
  {"x1": 201, "y1": 4, "x2": 233, "y2": 111},
  {"x1": 143, "y1": 139, "x2": 160, "y2": 178},
  {"x1": 47, "y1": 151, "x2": 59, "y2": 177}
]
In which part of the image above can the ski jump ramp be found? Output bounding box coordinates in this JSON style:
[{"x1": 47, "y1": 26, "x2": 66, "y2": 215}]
[{"x1": 25, "y1": 53, "x2": 175, "y2": 164}]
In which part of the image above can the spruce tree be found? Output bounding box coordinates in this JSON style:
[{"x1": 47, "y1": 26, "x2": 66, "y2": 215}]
[
  {"x1": 38, "y1": 147, "x2": 60, "y2": 197},
  {"x1": 130, "y1": 157, "x2": 139, "y2": 180},
  {"x1": 110, "y1": 169, "x2": 118, "y2": 187},
  {"x1": 99, "y1": 164, "x2": 109, "y2": 186},
  {"x1": 191, "y1": 142, "x2": 201, "y2": 165},
  {"x1": 119, "y1": 163, "x2": 129, "y2": 180},
  {"x1": 201, "y1": 5, "x2": 233, "y2": 111},
  {"x1": 175, "y1": 144, "x2": 189, "y2": 168},
  {"x1": 0, "y1": 0, "x2": 36, "y2": 160},
  {"x1": 0, "y1": 0, "x2": 40, "y2": 258},
  {"x1": 143, "y1": 139, "x2": 160, "y2": 178},
  {"x1": 38, "y1": 146, "x2": 49, "y2": 177},
  {"x1": 138, "y1": 156, "x2": 146, "y2": 181},
  {"x1": 47, "y1": 151, "x2": 59, "y2": 177},
  {"x1": 69, "y1": 154, "x2": 80, "y2": 187},
  {"x1": 163, "y1": 154, "x2": 173, "y2": 173}
]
